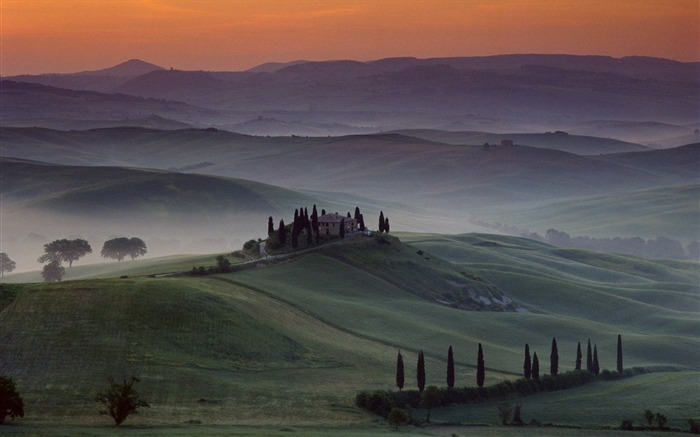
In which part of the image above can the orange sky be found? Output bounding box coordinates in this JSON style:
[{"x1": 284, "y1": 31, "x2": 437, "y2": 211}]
[{"x1": 1, "y1": 0, "x2": 698, "y2": 76}]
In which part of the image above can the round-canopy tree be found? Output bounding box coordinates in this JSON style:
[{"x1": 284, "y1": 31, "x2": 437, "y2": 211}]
[
  {"x1": 101, "y1": 237, "x2": 147, "y2": 262},
  {"x1": 0, "y1": 253, "x2": 16, "y2": 279},
  {"x1": 38, "y1": 238, "x2": 92, "y2": 267},
  {"x1": 42, "y1": 260, "x2": 65, "y2": 282}
]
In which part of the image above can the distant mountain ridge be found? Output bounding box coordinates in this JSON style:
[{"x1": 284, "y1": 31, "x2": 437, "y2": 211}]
[{"x1": 2, "y1": 53, "x2": 698, "y2": 139}]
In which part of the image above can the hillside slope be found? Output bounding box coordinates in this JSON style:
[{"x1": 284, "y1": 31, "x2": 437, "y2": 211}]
[{"x1": 1, "y1": 233, "x2": 698, "y2": 427}]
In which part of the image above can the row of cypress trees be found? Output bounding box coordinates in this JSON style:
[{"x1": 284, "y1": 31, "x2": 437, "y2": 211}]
[{"x1": 395, "y1": 335, "x2": 623, "y2": 391}]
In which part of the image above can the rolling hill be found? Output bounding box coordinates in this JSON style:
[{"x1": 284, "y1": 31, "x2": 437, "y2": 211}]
[
  {"x1": 1, "y1": 233, "x2": 698, "y2": 430},
  {"x1": 2, "y1": 128, "x2": 697, "y2": 265},
  {"x1": 2, "y1": 128, "x2": 697, "y2": 208}
]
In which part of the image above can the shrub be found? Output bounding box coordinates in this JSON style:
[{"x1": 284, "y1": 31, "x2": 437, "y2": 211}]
[
  {"x1": 387, "y1": 407, "x2": 409, "y2": 429},
  {"x1": 0, "y1": 375, "x2": 24, "y2": 425},
  {"x1": 688, "y1": 417, "x2": 699, "y2": 434},
  {"x1": 620, "y1": 419, "x2": 634, "y2": 430}
]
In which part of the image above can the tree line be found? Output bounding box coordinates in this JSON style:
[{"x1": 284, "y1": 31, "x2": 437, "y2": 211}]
[
  {"x1": 358, "y1": 334, "x2": 629, "y2": 421},
  {"x1": 0, "y1": 237, "x2": 149, "y2": 282},
  {"x1": 475, "y1": 220, "x2": 699, "y2": 260}
]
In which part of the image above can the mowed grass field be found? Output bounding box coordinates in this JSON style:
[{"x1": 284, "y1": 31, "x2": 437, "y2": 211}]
[{"x1": 1, "y1": 233, "x2": 698, "y2": 434}]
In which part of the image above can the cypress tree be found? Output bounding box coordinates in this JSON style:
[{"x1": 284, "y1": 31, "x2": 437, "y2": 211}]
[
  {"x1": 339, "y1": 218, "x2": 346, "y2": 239},
  {"x1": 417, "y1": 351, "x2": 426, "y2": 392},
  {"x1": 379, "y1": 211, "x2": 385, "y2": 233},
  {"x1": 575, "y1": 341, "x2": 582, "y2": 371},
  {"x1": 311, "y1": 205, "x2": 319, "y2": 242},
  {"x1": 322, "y1": 209, "x2": 326, "y2": 215},
  {"x1": 267, "y1": 216, "x2": 274, "y2": 235},
  {"x1": 385, "y1": 217, "x2": 390, "y2": 233},
  {"x1": 550, "y1": 337, "x2": 559, "y2": 376},
  {"x1": 278, "y1": 219, "x2": 286, "y2": 245},
  {"x1": 359, "y1": 213, "x2": 365, "y2": 232},
  {"x1": 306, "y1": 222, "x2": 312, "y2": 246},
  {"x1": 532, "y1": 352, "x2": 540, "y2": 380},
  {"x1": 446, "y1": 346, "x2": 455, "y2": 389},
  {"x1": 593, "y1": 345, "x2": 600, "y2": 375},
  {"x1": 524, "y1": 344, "x2": 532, "y2": 379},
  {"x1": 586, "y1": 338, "x2": 593, "y2": 373},
  {"x1": 476, "y1": 343, "x2": 485, "y2": 388},
  {"x1": 396, "y1": 351, "x2": 405, "y2": 391},
  {"x1": 354, "y1": 206, "x2": 361, "y2": 221},
  {"x1": 617, "y1": 334, "x2": 623, "y2": 373}
]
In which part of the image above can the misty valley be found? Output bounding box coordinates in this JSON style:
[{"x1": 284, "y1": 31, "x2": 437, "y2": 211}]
[{"x1": 0, "y1": 54, "x2": 698, "y2": 436}]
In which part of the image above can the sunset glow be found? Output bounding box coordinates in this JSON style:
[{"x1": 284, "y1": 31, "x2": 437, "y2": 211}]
[{"x1": 1, "y1": 0, "x2": 699, "y2": 75}]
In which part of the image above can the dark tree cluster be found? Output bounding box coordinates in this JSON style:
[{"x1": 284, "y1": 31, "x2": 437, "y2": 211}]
[
  {"x1": 378, "y1": 211, "x2": 390, "y2": 233},
  {"x1": 269, "y1": 205, "x2": 370, "y2": 250}
]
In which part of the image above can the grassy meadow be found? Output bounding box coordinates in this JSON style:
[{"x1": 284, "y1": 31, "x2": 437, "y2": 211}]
[{"x1": 1, "y1": 233, "x2": 698, "y2": 434}]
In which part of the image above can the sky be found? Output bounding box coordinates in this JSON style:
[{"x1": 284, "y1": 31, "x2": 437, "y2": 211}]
[{"x1": 1, "y1": 0, "x2": 698, "y2": 76}]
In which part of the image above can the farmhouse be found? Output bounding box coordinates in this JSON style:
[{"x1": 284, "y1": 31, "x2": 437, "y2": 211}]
[{"x1": 318, "y1": 213, "x2": 357, "y2": 235}]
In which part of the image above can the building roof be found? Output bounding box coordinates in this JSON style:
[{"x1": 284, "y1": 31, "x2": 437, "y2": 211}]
[{"x1": 318, "y1": 213, "x2": 354, "y2": 223}]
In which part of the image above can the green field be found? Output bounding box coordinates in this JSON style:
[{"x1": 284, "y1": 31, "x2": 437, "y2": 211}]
[{"x1": 1, "y1": 233, "x2": 698, "y2": 434}]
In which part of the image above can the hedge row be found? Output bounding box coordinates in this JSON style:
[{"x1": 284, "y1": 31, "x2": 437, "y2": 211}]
[{"x1": 356, "y1": 367, "x2": 647, "y2": 418}]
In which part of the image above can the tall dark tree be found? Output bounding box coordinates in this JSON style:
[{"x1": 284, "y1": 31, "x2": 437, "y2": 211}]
[
  {"x1": 306, "y1": 221, "x2": 313, "y2": 246},
  {"x1": 358, "y1": 213, "x2": 365, "y2": 232},
  {"x1": 523, "y1": 344, "x2": 532, "y2": 379},
  {"x1": 39, "y1": 238, "x2": 92, "y2": 267},
  {"x1": 586, "y1": 338, "x2": 593, "y2": 373},
  {"x1": 617, "y1": 334, "x2": 623, "y2": 373},
  {"x1": 354, "y1": 206, "x2": 361, "y2": 221},
  {"x1": 379, "y1": 211, "x2": 385, "y2": 233},
  {"x1": 311, "y1": 205, "x2": 320, "y2": 242},
  {"x1": 0, "y1": 253, "x2": 16, "y2": 279},
  {"x1": 550, "y1": 337, "x2": 559, "y2": 376},
  {"x1": 575, "y1": 342, "x2": 582, "y2": 371},
  {"x1": 293, "y1": 209, "x2": 300, "y2": 237},
  {"x1": 417, "y1": 350, "x2": 426, "y2": 392},
  {"x1": 532, "y1": 352, "x2": 540, "y2": 380},
  {"x1": 592, "y1": 345, "x2": 600, "y2": 375},
  {"x1": 267, "y1": 216, "x2": 274, "y2": 235},
  {"x1": 321, "y1": 208, "x2": 326, "y2": 216},
  {"x1": 339, "y1": 218, "x2": 346, "y2": 239},
  {"x1": 278, "y1": 219, "x2": 286, "y2": 246},
  {"x1": 396, "y1": 351, "x2": 405, "y2": 391},
  {"x1": 476, "y1": 343, "x2": 485, "y2": 388},
  {"x1": 385, "y1": 217, "x2": 390, "y2": 233},
  {"x1": 446, "y1": 346, "x2": 455, "y2": 389}
]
